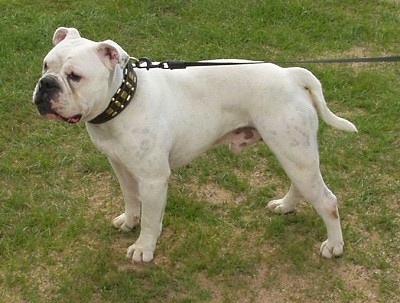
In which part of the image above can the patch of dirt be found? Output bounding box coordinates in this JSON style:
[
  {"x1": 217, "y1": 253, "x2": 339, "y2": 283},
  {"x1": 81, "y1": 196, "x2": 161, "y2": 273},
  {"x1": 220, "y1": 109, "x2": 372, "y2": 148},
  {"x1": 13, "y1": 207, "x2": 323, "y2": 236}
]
[
  {"x1": 228, "y1": 258, "x2": 382, "y2": 303},
  {"x1": 336, "y1": 263, "x2": 379, "y2": 302},
  {"x1": 329, "y1": 106, "x2": 368, "y2": 120},
  {"x1": 30, "y1": 266, "x2": 57, "y2": 299},
  {"x1": 196, "y1": 181, "x2": 237, "y2": 204},
  {"x1": 86, "y1": 172, "x2": 122, "y2": 221},
  {"x1": 195, "y1": 273, "x2": 224, "y2": 302},
  {"x1": 0, "y1": 292, "x2": 27, "y2": 303}
]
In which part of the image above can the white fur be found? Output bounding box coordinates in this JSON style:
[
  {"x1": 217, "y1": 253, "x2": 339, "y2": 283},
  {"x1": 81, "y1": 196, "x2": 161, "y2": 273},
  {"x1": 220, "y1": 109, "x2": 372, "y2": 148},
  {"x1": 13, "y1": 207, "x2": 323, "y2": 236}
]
[{"x1": 34, "y1": 28, "x2": 357, "y2": 262}]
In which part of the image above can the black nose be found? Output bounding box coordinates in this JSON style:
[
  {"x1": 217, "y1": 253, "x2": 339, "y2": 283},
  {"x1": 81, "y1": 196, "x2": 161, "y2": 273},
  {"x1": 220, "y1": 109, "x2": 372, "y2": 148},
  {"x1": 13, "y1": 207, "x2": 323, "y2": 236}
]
[
  {"x1": 34, "y1": 75, "x2": 61, "y2": 105},
  {"x1": 38, "y1": 75, "x2": 60, "y2": 92}
]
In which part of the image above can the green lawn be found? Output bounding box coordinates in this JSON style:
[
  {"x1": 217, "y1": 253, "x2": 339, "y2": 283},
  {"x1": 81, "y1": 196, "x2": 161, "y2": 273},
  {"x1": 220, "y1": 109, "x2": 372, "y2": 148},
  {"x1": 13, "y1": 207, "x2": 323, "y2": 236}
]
[{"x1": 0, "y1": 1, "x2": 399, "y2": 302}]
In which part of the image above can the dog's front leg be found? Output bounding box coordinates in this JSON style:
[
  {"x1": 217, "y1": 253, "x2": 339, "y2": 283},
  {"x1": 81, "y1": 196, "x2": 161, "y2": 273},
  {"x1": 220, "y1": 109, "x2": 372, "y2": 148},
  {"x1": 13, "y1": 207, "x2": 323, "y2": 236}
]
[
  {"x1": 126, "y1": 176, "x2": 169, "y2": 262},
  {"x1": 109, "y1": 159, "x2": 141, "y2": 231}
]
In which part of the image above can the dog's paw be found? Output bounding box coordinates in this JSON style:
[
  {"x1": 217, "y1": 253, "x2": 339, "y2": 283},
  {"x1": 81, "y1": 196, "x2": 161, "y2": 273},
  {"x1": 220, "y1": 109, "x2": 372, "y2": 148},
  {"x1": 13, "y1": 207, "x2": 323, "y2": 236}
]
[
  {"x1": 267, "y1": 199, "x2": 295, "y2": 214},
  {"x1": 112, "y1": 213, "x2": 139, "y2": 232},
  {"x1": 320, "y1": 240, "x2": 344, "y2": 258},
  {"x1": 126, "y1": 239, "x2": 155, "y2": 263}
]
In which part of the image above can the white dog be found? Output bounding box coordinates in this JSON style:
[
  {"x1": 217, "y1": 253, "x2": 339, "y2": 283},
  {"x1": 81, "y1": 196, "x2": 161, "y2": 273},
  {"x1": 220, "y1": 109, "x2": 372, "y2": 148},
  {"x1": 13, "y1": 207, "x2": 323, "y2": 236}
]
[{"x1": 33, "y1": 27, "x2": 357, "y2": 262}]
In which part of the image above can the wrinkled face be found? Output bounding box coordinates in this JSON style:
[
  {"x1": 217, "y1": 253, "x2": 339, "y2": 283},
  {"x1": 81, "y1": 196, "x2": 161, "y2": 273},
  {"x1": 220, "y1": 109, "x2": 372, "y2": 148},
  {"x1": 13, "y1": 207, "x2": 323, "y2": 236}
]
[{"x1": 32, "y1": 28, "x2": 127, "y2": 124}]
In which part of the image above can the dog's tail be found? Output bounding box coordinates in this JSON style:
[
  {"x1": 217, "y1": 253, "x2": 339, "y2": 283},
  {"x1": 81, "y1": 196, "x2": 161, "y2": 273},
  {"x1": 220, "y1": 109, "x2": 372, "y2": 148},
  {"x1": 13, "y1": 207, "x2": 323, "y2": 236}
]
[{"x1": 293, "y1": 68, "x2": 358, "y2": 132}]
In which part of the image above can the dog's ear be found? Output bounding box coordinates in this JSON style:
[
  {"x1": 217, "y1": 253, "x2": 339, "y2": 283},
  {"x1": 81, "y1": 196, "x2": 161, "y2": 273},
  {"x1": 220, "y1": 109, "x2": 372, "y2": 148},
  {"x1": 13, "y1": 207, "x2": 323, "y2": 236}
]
[
  {"x1": 97, "y1": 40, "x2": 129, "y2": 70},
  {"x1": 52, "y1": 27, "x2": 81, "y2": 45}
]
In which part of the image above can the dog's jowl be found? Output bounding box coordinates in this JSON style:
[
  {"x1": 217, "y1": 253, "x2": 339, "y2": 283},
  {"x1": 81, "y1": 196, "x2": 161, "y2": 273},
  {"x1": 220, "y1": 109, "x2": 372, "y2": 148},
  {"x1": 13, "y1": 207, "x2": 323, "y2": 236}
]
[{"x1": 33, "y1": 27, "x2": 357, "y2": 263}]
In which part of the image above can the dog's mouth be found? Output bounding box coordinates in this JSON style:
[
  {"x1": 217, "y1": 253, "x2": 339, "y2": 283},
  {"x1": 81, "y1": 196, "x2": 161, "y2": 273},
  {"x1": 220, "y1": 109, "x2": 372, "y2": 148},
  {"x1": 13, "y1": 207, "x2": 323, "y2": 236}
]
[
  {"x1": 42, "y1": 112, "x2": 82, "y2": 124},
  {"x1": 34, "y1": 95, "x2": 82, "y2": 124},
  {"x1": 60, "y1": 113, "x2": 82, "y2": 124}
]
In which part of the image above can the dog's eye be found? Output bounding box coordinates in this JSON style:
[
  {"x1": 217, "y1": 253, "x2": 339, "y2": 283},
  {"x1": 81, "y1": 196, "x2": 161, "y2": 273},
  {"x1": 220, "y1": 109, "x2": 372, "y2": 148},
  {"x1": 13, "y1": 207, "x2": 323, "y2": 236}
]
[
  {"x1": 43, "y1": 62, "x2": 48, "y2": 71},
  {"x1": 68, "y1": 72, "x2": 82, "y2": 83}
]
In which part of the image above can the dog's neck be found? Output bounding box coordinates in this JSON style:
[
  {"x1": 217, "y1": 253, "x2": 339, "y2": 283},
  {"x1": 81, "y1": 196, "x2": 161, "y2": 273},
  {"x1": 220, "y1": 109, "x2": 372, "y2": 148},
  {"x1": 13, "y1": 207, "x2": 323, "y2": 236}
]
[{"x1": 89, "y1": 61, "x2": 137, "y2": 124}]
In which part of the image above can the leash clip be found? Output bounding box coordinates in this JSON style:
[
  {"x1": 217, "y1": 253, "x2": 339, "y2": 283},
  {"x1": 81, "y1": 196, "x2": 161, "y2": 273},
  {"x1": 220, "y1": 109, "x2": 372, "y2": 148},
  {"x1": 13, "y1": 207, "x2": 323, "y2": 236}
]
[
  {"x1": 132, "y1": 57, "x2": 170, "y2": 70},
  {"x1": 131, "y1": 57, "x2": 187, "y2": 70},
  {"x1": 136, "y1": 57, "x2": 154, "y2": 70}
]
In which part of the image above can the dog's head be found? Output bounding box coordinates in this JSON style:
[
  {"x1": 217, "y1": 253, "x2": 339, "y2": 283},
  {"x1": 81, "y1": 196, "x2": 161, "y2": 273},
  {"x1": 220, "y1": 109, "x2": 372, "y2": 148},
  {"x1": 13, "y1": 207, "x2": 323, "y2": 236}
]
[{"x1": 32, "y1": 27, "x2": 130, "y2": 123}]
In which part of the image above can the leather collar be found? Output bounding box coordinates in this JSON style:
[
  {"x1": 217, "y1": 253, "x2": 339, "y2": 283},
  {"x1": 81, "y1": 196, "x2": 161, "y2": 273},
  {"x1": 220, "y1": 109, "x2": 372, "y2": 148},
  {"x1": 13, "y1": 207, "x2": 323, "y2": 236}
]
[{"x1": 89, "y1": 61, "x2": 137, "y2": 124}]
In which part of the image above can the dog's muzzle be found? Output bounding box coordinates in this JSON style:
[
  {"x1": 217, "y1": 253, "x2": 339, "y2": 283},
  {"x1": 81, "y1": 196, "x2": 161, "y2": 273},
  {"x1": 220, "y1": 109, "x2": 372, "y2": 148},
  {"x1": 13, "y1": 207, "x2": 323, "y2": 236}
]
[
  {"x1": 33, "y1": 76, "x2": 82, "y2": 123},
  {"x1": 33, "y1": 75, "x2": 61, "y2": 115}
]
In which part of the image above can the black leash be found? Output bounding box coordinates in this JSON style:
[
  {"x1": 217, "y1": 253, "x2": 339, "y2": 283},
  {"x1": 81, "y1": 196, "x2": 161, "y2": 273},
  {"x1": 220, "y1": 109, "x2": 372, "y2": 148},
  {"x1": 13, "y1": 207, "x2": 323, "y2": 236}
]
[{"x1": 132, "y1": 56, "x2": 400, "y2": 70}]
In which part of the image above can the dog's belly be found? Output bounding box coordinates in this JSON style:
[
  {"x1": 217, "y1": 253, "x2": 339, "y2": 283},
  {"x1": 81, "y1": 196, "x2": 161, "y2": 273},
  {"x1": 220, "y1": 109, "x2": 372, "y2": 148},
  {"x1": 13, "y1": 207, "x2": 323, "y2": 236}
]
[{"x1": 168, "y1": 126, "x2": 262, "y2": 167}]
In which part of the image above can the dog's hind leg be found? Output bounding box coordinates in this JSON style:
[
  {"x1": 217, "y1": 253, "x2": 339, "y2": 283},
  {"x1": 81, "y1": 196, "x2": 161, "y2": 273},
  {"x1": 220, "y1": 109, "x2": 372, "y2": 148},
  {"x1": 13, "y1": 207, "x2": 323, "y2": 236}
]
[
  {"x1": 256, "y1": 115, "x2": 344, "y2": 258},
  {"x1": 279, "y1": 168, "x2": 344, "y2": 258}
]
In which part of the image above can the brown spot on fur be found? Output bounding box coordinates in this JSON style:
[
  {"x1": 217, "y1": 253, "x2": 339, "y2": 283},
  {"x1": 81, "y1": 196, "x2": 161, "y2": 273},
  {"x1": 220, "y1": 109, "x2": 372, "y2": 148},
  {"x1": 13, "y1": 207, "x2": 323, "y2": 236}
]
[
  {"x1": 235, "y1": 126, "x2": 256, "y2": 139},
  {"x1": 330, "y1": 209, "x2": 339, "y2": 219},
  {"x1": 304, "y1": 86, "x2": 318, "y2": 112},
  {"x1": 216, "y1": 126, "x2": 262, "y2": 153}
]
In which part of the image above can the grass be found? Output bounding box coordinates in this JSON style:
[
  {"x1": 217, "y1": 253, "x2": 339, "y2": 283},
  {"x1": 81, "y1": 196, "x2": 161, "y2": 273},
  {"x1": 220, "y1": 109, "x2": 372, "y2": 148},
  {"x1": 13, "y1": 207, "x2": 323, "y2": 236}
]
[{"x1": 0, "y1": 0, "x2": 399, "y2": 302}]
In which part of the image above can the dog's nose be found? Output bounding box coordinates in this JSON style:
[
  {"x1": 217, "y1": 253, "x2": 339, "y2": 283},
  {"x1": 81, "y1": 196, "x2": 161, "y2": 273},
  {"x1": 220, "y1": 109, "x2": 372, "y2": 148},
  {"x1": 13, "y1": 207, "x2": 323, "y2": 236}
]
[
  {"x1": 34, "y1": 75, "x2": 61, "y2": 105},
  {"x1": 38, "y1": 76, "x2": 60, "y2": 91}
]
